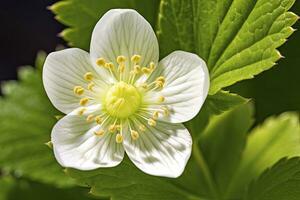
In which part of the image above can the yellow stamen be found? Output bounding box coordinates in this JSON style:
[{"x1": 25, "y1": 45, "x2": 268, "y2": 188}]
[
  {"x1": 131, "y1": 55, "x2": 141, "y2": 63},
  {"x1": 156, "y1": 76, "x2": 165, "y2": 83},
  {"x1": 141, "y1": 67, "x2": 151, "y2": 74},
  {"x1": 139, "y1": 125, "x2": 146, "y2": 132},
  {"x1": 158, "y1": 96, "x2": 165, "y2": 103},
  {"x1": 131, "y1": 130, "x2": 139, "y2": 140},
  {"x1": 96, "y1": 58, "x2": 106, "y2": 66},
  {"x1": 73, "y1": 86, "x2": 84, "y2": 95},
  {"x1": 105, "y1": 62, "x2": 114, "y2": 69},
  {"x1": 118, "y1": 63, "x2": 125, "y2": 73},
  {"x1": 139, "y1": 83, "x2": 148, "y2": 89},
  {"x1": 86, "y1": 114, "x2": 94, "y2": 122},
  {"x1": 149, "y1": 62, "x2": 155, "y2": 70},
  {"x1": 109, "y1": 125, "x2": 116, "y2": 133},
  {"x1": 134, "y1": 65, "x2": 141, "y2": 73},
  {"x1": 84, "y1": 72, "x2": 94, "y2": 81},
  {"x1": 162, "y1": 106, "x2": 169, "y2": 116},
  {"x1": 95, "y1": 115, "x2": 103, "y2": 124},
  {"x1": 153, "y1": 111, "x2": 159, "y2": 120},
  {"x1": 155, "y1": 81, "x2": 164, "y2": 89},
  {"x1": 79, "y1": 97, "x2": 89, "y2": 106},
  {"x1": 148, "y1": 118, "x2": 156, "y2": 126},
  {"x1": 77, "y1": 108, "x2": 86, "y2": 115},
  {"x1": 94, "y1": 130, "x2": 105, "y2": 136},
  {"x1": 117, "y1": 55, "x2": 126, "y2": 64},
  {"x1": 87, "y1": 82, "x2": 95, "y2": 91},
  {"x1": 116, "y1": 134, "x2": 123, "y2": 143}
]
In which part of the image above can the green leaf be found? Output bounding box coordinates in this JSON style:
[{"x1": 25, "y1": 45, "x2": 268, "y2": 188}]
[
  {"x1": 157, "y1": 0, "x2": 297, "y2": 95},
  {"x1": 67, "y1": 158, "x2": 207, "y2": 200},
  {"x1": 244, "y1": 157, "x2": 300, "y2": 200},
  {"x1": 198, "y1": 103, "x2": 254, "y2": 196},
  {"x1": 0, "y1": 176, "x2": 93, "y2": 200},
  {"x1": 51, "y1": 0, "x2": 160, "y2": 50},
  {"x1": 187, "y1": 91, "x2": 248, "y2": 137},
  {"x1": 225, "y1": 112, "x2": 300, "y2": 198},
  {"x1": 0, "y1": 55, "x2": 74, "y2": 187}
]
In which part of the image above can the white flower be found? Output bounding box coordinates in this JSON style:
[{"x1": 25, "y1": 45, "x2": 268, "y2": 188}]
[{"x1": 43, "y1": 9, "x2": 209, "y2": 178}]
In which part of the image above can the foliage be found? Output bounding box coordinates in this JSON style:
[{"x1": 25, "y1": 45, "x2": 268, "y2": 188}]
[{"x1": 0, "y1": 0, "x2": 299, "y2": 199}]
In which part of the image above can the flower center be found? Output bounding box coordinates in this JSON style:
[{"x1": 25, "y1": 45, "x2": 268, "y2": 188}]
[{"x1": 105, "y1": 81, "x2": 141, "y2": 118}]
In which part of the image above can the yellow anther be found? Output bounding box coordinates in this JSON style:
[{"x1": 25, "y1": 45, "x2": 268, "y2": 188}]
[
  {"x1": 148, "y1": 118, "x2": 156, "y2": 127},
  {"x1": 109, "y1": 125, "x2": 116, "y2": 133},
  {"x1": 142, "y1": 67, "x2": 151, "y2": 74},
  {"x1": 131, "y1": 54, "x2": 141, "y2": 63},
  {"x1": 118, "y1": 63, "x2": 125, "y2": 73},
  {"x1": 84, "y1": 72, "x2": 94, "y2": 81},
  {"x1": 149, "y1": 62, "x2": 156, "y2": 70},
  {"x1": 95, "y1": 116, "x2": 103, "y2": 124},
  {"x1": 116, "y1": 134, "x2": 123, "y2": 143},
  {"x1": 162, "y1": 106, "x2": 169, "y2": 116},
  {"x1": 96, "y1": 58, "x2": 106, "y2": 66},
  {"x1": 87, "y1": 82, "x2": 95, "y2": 91},
  {"x1": 139, "y1": 125, "x2": 146, "y2": 132},
  {"x1": 153, "y1": 111, "x2": 159, "y2": 120},
  {"x1": 139, "y1": 83, "x2": 148, "y2": 89},
  {"x1": 156, "y1": 76, "x2": 165, "y2": 83},
  {"x1": 116, "y1": 133, "x2": 123, "y2": 143},
  {"x1": 105, "y1": 62, "x2": 114, "y2": 69},
  {"x1": 77, "y1": 108, "x2": 86, "y2": 115},
  {"x1": 73, "y1": 86, "x2": 84, "y2": 95},
  {"x1": 155, "y1": 81, "x2": 164, "y2": 88},
  {"x1": 79, "y1": 97, "x2": 89, "y2": 106},
  {"x1": 158, "y1": 96, "x2": 165, "y2": 103},
  {"x1": 134, "y1": 65, "x2": 141, "y2": 73},
  {"x1": 131, "y1": 130, "x2": 139, "y2": 140},
  {"x1": 86, "y1": 114, "x2": 94, "y2": 122},
  {"x1": 94, "y1": 130, "x2": 105, "y2": 136},
  {"x1": 117, "y1": 55, "x2": 126, "y2": 64}
]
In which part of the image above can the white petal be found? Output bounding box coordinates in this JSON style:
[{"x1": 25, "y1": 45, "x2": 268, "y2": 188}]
[
  {"x1": 52, "y1": 106, "x2": 124, "y2": 170},
  {"x1": 123, "y1": 119, "x2": 192, "y2": 178},
  {"x1": 148, "y1": 51, "x2": 209, "y2": 123},
  {"x1": 90, "y1": 9, "x2": 159, "y2": 80},
  {"x1": 43, "y1": 48, "x2": 110, "y2": 114}
]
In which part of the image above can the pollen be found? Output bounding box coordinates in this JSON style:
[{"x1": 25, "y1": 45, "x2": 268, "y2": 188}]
[
  {"x1": 134, "y1": 65, "x2": 141, "y2": 73},
  {"x1": 131, "y1": 130, "x2": 139, "y2": 140},
  {"x1": 87, "y1": 82, "x2": 95, "y2": 91},
  {"x1": 77, "y1": 108, "x2": 86, "y2": 115},
  {"x1": 156, "y1": 76, "x2": 165, "y2": 83},
  {"x1": 79, "y1": 97, "x2": 89, "y2": 106},
  {"x1": 158, "y1": 96, "x2": 165, "y2": 103},
  {"x1": 117, "y1": 55, "x2": 126, "y2": 64},
  {"x1": 139, "y1": 125, "x2": 146, "y2": 132},
  {"x1": 131, "y1": 54, "x2": 141, "y2": 63},
  {"x1": 153, "y1": 111, "x2": 159, "y2": 119},
  {"x1": 96, "y1": 58, "x2": 106, "y2": 66},
  {"x1": 149, "y1": 62, "x2": 156, "y2": 70},
  {"x1": 148, "y1": 118, "x2": 156, "y2": 126},
  {"x1": 86, "y1": 114, "x2": 94, "y2": 122},
  {"x1": 84, "y1": 72, "x2": 94, "y2": 81},
  {"x1": 141, "y1": 67, "x2": 151, "y2": 74},
  {"x1": 108, "y1": 125, "x2": 116, "y2": 133},
  {"x1": 105, "y1": 62, "x2": 114, "y2": 69},
  {"x1": 155, "y1": 80, "x2": 164, "y2": 89},
  {"x1": 162, "y1": 106, "x2": 169, "y2": 116},
  {"x1": 118, "y1": 63, "x2": 125, "y2": 73},
  {"x1": 73, "y1": 86, "x2": 84, "y2": 95},
  {"x1": 116, "y1": 134, "x2": 123, "y2": 143},
  {"x1": 95, "y1": 115, "x2": 103, "y2": 124},
  {"x1": 94, "y1": 130, "x2": 104, "y2": 136}
]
